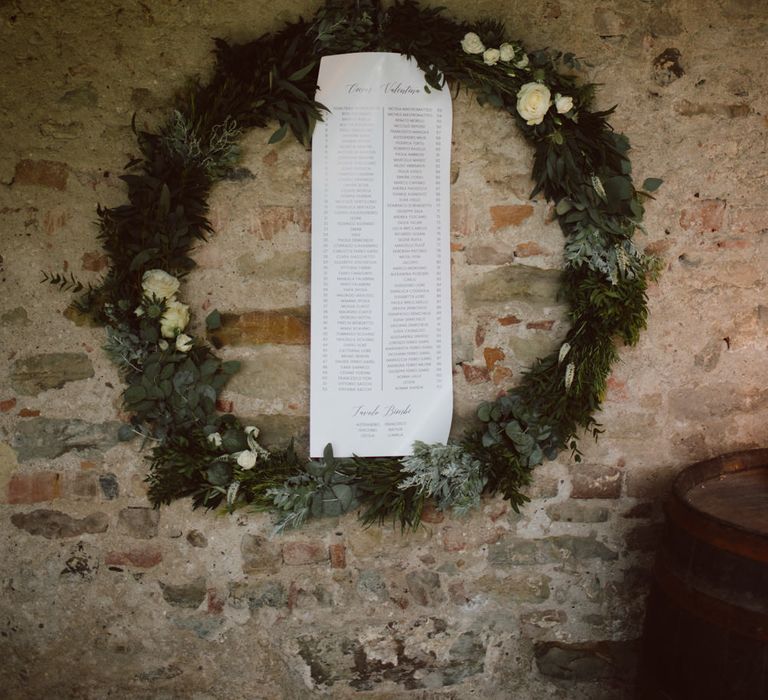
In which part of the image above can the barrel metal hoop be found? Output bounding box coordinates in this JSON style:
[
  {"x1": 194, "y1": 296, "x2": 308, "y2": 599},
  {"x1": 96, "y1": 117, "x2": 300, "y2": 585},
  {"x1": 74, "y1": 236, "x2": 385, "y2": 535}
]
[{"x1": 665, "y1": 492, "x2": 768, "y2": 565}]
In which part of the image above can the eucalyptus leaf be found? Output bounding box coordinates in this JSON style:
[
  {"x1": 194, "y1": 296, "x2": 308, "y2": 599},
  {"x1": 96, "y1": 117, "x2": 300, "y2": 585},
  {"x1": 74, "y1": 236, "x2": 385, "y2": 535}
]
[
  {"x1": 207, "y1": 463, "x2": 231, "y2": 486},
  {"x1": 642, "y1": 177, "x2": 663, "y2": 192},
  {"x1": 205, "y1": 309, "x2": 222, "y2": 330},
  {"x1": 268, "y1": 123, "x2": 288, "y2": 144},
  {"x1": 117, "y1": 424, "x2": 135, "y2": 442},
  {"x1": 124, "y1": 384, "x2": 147, "y2": 403}
]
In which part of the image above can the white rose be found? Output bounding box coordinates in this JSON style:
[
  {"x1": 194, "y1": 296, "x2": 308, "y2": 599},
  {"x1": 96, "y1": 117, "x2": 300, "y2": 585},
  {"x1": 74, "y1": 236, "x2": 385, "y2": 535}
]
[
  {"x1": 244, "y1": 426, "x2": 260, "y2": 438},
  {"x1": 516, "y1": 82, "x2": 552, "y2": 125},
  {"x1": 514, "y1": 53, "x2": 529, "y2": 69},
  {"x1": 158, "y1": 339, "x2": 169, "y2": 351},
  {"x1": 483, "y1": 48, "x2": 500, "y2": 66},
  {"x1": 141, "y1": 269, "x2": 180, "y2": 301},
  {"x1": 134, "y1": 306, "x2": 144, "y2": 317},
  {"x1": 555, "y1": 93, "x2": 574, "y2": 114},
  {"x1": 499, "y1": 43, "x2": 515, "y2": 62},
  {"x1": 160, "y1": 300, "x2": 190, "y2": 338},
  {"x1": 460, "y1": 32, "x2": 485, "y2": 55},
  {"x1": 236, "y1": 450, "x2": 257, "y2": 470},
  {"x1": 175, "y1": 333, "x2": 193, "y2": 352},
  {"x1": 207, "y1": 432, "x2": 223, "y2": 448}
]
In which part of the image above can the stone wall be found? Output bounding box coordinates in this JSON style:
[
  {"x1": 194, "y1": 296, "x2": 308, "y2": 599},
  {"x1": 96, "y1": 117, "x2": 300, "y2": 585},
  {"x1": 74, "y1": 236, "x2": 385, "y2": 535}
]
[{"x1": 1, "y1": 0, "x2": 767, "y2": 698}]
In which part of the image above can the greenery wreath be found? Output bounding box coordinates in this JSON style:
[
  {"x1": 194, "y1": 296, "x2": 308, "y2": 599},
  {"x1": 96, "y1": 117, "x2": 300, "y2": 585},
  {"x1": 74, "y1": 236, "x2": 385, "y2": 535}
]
[{"x1": 52, "y1": 0, "x2": 661, "y2": 532}]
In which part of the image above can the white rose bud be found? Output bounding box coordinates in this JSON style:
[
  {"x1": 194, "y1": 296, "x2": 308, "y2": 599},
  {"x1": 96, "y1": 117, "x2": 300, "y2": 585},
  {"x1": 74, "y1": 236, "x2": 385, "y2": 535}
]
[
  {"x1": 460, "y1": 32, "x2": 485, "y2": 55},
  {"x1": 244, "y1": 426, "x2": 260, "y2": 438},
  {"x1": 499, "y1": 43, "x2": 515, "y2": 62},
  {"x1": 514, "y1": 53, "x2": 529, "y2": 69},
  {"x1": 158, "y1": 339, "x2": 169, "y2": 351},
  {"x1": 175, "y1": 333, "x2": 193, "y2": 352},
  {"x1": 483, "y1": 48, "x2": 501, "y2": 66},
  {"x1": 236, "y1": 450, "x2": 257, "y2": 470},
  {"x1": 207, "y1": 432, "x2": 223, "y2": 448},
  {"x1": 134, "y1": 306, "x2": 144, "y2": 317},
  {"x1": 555, "y1": 93, "x2": 574, "y2": 114},
  {"x1": 141, "y1": 269, "x2": 180, "y2": 301},
  {"x1": 160, "y1": 300, "x2": 190, "y2": 338},
  {"x1": 516, "y1": 82, "x2": 552, "y2": 125}
]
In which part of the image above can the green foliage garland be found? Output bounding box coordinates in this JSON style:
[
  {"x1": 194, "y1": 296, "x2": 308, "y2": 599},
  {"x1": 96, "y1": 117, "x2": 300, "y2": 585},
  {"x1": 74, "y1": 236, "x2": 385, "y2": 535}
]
[{"x1": 52, "y1": 0, "x2": 660, "y2": 531}]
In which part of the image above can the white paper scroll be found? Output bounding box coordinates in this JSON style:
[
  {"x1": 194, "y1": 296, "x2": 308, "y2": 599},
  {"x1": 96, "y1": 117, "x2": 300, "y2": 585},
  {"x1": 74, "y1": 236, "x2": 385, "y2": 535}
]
[{"x1": 310, "y1": 53, "x2": 453, "y2": 457}]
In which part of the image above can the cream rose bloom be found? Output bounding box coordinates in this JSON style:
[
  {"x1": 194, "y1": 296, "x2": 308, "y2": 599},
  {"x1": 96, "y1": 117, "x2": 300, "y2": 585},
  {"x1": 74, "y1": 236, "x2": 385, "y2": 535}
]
[
  {"x1": 483, "y1": 48, "x2": 500, "y2": 66},
  {"x1": 236, "y1": 450, "x2": 257, "y2": 470},
  {"x1": 142, "y1": 269, "x2": 180, "y2": 301},
  {"x1": 160, "y1": 300, "x2": 190, "y2": 338},
  {"x1": 460, "y1": 32, "x2": 485, "y2": 55},
  {"x1": 514, "y1": 53, "x2": 529, "y2": 69},
  {"x1": 555, "y1": 93, "x2": 574, "y2": 114},
  {"x1": 516, "y1": 82, "x2": 552, "y2": 125},
  {"x1": 207, "y1": 432, "x2": 223, "y2": 448},
  {"x1": 499, "y1": 43, "x2": 515, "y2": 62},
  {"x1": 175, "y1": 333, "x2": 193, "y2": 352}
]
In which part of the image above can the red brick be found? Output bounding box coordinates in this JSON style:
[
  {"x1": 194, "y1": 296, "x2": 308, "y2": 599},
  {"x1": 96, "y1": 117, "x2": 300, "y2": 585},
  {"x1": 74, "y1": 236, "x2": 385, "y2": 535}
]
[
  {"x1": 6, "y1": 472, "x2": 61, "y2": 504},
  {"x1": 481, "y1": 527, "x2": 506, "y2": 545},
  {"x1": 14, "y1": 159, "x2": 69, "y2": 190},
  {"x1": 729, "y1": 206, "x2": 768, "y2": 235},
  {"x1": 207, "y1": 588, "x2": 226, "y2": 614},
  {"x1": 208, "y1": 309, "x2": 310, "y2": 346},
  {"x1": 451, "y1": 201, "x2": 472, "y2": 236},
  {"x1": 420, "y1": 500, "x2": 445, "y2": 524},
  {"x1": 42, "y1": 207, "x2": 70, "y2": 235},
  {"x1": 461, "y1": 363, "x2": 490, "y2": 384},
  {"x1": 498, "y1": 315, "x2": 522, "y2": 326},
  {"x1": 475, "y1": 323, "x2": 487, "y2": 347},
  {"x1": 262, "y1": 150, "x2": 278, "y2": 166},
  {"x1": 0, "y1": 398, "x2": 16, "y2": 413},
  {"x1": 483, "y1": 347, "x2": 505, "y2": 370},
  {"x1": 515, "y1": 241, "x2": 546, "y2": 257},
  {"x1": 485, "y1": 500, "x2": 509, "y2": 521},
  {"x1": 492, "y1": 366, "x2": 513, "y2": 385},
  {"x1": 644, "y1": 239, "x2": 672, "y2": 255},
  {"x1": 248, "y1": 206, "x2": 310, "y2": 240},
  {"x1": 679, "y1": 199, "x2": 726, "y2": 234},
  {"x1": 526, "y1": 320, "x2": 554, "y2": 330},
  {"x1": 606, "y1": 377, "x2": 629, "y2": 401},
  {"x1": 105, "y1": 546, "x2": 162, "y2": 569},
  {"x1": 215, "y1": 399, "x2": 234, "y2": 413},
  {"x1": 442, "y1": 527, "x2": 467, "y2": 552},
  {"x1": 450, "y1": 242, "x2": 465, "y2": 252},
  {"x1": 490, "y1": 204, "x2": 534, "y2": 231},
  {"x1": 329, "y1": 543, "x2": 346, "y2": 569},
  {"x1": 81, "y1": 251, "x2": 109, "y2": 271},
  {"x1": 18, "y1": 408, "x2": 40, "y2": 417},
  {"x1": 282, "y1": 540, "x2": 328, "y2": 566},
  {"x1": 713, "y1": 238, "x2": 750, "y2": 250}
]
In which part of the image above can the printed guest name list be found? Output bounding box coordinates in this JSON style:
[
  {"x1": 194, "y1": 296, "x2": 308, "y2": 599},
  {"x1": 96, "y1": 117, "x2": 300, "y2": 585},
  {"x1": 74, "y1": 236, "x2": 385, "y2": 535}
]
[{"x1": 310, "y1": 53, "x2": 453, "y2": 457}]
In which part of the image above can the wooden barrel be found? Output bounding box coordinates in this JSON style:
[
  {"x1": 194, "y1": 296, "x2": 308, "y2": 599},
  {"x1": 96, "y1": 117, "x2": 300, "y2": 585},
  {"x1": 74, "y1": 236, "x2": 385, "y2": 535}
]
[{"x1": 637, "y1": 449, "x2": 768, "y2": 699}]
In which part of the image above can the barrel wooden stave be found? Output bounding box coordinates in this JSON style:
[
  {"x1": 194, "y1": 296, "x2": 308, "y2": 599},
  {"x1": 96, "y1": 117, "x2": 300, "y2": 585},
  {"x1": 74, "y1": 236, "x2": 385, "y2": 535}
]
[{"x1": 637, "y1": 449, "x2": 768, "y2": 700}]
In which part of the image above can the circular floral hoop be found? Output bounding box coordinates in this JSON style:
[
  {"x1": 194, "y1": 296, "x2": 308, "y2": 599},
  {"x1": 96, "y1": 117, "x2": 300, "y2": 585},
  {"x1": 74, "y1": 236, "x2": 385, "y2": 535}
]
[{"x1": 60, "y1": 0, "x2": 660, "y2": 532}]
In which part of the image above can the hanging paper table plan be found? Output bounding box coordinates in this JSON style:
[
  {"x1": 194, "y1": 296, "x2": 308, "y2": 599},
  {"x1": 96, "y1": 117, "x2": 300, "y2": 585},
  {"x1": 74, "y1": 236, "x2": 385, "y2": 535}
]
[{"x1": 310, "y1": 53, "x2": 453, "y2": 457}]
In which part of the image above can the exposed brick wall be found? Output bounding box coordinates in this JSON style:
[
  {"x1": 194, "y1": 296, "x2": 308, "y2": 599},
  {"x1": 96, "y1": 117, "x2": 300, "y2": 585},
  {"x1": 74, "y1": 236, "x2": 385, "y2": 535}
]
[{"x1": 1, "y1": 0, "x2": 767, "y2": 698}]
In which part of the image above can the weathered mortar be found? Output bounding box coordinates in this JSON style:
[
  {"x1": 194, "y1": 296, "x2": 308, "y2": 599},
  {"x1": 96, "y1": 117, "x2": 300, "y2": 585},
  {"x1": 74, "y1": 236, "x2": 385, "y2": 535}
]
[{"x1": 1, "y1": 0, "x2": 767, "y2": 698}]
